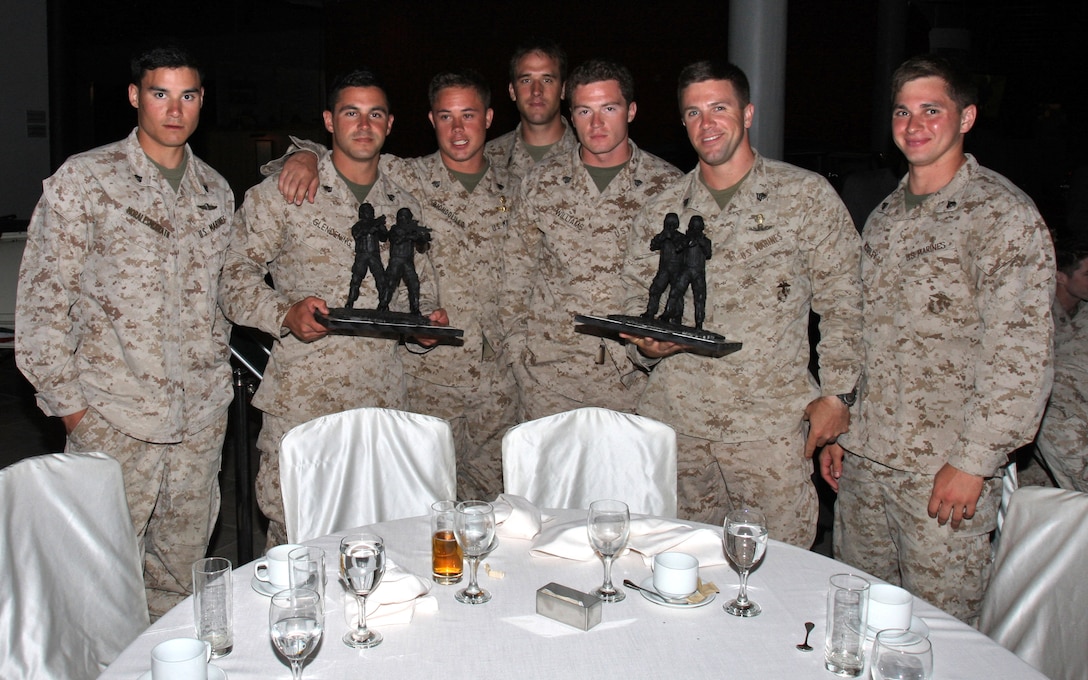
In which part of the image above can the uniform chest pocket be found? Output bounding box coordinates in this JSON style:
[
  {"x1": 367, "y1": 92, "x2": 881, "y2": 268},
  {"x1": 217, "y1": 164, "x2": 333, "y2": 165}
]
[{"x1": 897, "y1": 251, "x2": 976, "y2": 338}]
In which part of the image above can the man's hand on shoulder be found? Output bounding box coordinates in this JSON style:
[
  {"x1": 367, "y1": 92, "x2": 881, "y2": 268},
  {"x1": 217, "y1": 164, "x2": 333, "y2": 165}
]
[
  {"x1": 278, "y1": 150, "x2": 320, "y2": 205},
  {"x1": 927, "y1": 463, "x2": 985, "y2": 529},
  {"x1": 283, "y1": 296, "x2": 330, "y2": 342}
]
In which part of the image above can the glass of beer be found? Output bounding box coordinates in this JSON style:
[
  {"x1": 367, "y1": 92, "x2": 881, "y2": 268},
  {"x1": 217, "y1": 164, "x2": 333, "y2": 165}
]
[{"x1": 431, "y1": 500, "x2": 463, "y2": 584}]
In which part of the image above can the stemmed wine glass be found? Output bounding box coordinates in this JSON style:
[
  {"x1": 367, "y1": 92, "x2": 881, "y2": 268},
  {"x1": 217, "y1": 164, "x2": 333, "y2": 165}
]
[
  {"x1": 339, "y1": 533, "x2": 386, "y2": 648},
  {"x1": 269, "y1": 587, "x2": 324, "y2": 680},
  {"x1": 587, "y1": 499, "x2": 630, "y2": 602},
  {"x1": 722, "y1": 507, "x2": 768, "y2": 617},
  {"x1": 454, "y1": 500, "x2": 496, "y2": 605}
]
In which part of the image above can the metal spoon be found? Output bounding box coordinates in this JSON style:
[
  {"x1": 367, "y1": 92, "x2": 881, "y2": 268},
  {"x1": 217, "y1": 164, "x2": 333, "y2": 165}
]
[
  {"x1": 622, "y1": 579, "x2": 690, "y2": 604},
  {"x1": 796, "y1": 621, "x2": 815, "y2": 651}
]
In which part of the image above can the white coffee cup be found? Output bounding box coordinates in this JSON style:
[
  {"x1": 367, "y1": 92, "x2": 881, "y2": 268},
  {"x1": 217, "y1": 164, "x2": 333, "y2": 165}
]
[
  {"x1": 651, "y1": 551, "x2": 699, "y2": 598},
  {"x1": 254, "y1": 543, "x2": 304, "y2": 590},
  {"x1": 868, "y1": 583, "x2": 913, "y2": 635},
  {"x1": 151, "y1": 637, "x2": 210, "y2": 680}
]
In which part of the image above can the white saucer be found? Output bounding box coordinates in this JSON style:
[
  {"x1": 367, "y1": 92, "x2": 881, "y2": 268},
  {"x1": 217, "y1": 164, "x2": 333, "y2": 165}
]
[
  {"x1": 251, "y1": 576, "x2": 287, "y2": 597},
  {"x1": 866, "y1": 615, "x2": 930, "y2": 640},
  {"x1": 638, "y1": 577, "x2": 716, "y2": 609},
  {"x1": 138, "y1": 663, "x2": 226, "y2": 680}
]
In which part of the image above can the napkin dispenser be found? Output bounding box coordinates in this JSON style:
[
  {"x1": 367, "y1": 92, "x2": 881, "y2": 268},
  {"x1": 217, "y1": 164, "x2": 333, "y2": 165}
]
[{"x1": 536, "y1": 582, "x2": 602, "y2": 631}]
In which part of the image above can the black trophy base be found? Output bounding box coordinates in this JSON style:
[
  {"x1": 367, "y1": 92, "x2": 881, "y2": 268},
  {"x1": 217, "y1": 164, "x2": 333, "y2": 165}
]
[
  {"x1": 317, "y1": 308, "x2": 464, "y2": 342},
  {"x1": 574, "y1": 314, "x2": 742, "y2": 358}
]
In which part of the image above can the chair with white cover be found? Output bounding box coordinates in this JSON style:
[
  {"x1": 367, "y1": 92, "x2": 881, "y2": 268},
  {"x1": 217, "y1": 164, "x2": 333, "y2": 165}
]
[
  {"x1": 991, "y1": 459, "x2": 1019, "y2": 555},
  {"x1": 279, "y1": 407, "x2": 457, "y2": 544},
  {"x1": 979, "y1": 485, "x2": 1088, "y2": 680},
  {"x1": 0, "y1": 452, "x2": 149, "y2": 680},
  {"x1": 502, "y1": 407, "x2": 677, "y2": 516}
]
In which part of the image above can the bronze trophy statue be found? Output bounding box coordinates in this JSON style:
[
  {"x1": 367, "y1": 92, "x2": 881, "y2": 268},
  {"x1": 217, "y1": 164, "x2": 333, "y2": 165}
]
[
  {"x1": 345, "y1": 203, "x2": 388, "y2": 309},
  {"x1": 575, "y1": 212, "x2": 739, "y2": 357},
  {"x1": 318, "y1": 204, "x2": 463, "y2": 341}
]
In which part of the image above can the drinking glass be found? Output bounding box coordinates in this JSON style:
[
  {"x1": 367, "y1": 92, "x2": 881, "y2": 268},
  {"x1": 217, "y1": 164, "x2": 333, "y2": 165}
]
[
  {"x1": 871, "y1": 629, "x2": 933, "y2": 680},
  {"x1": 454, "y1": 500, "x2": 496, "y2": 605},
  {"x1": 431, "y1": 500, "x2": 463, "y2": 584},
  {"x1": 587, "y1": 499, "x2": 630, "y2": 602},
  {"x1": 339, "y1": 533, "x2": 386, "y2": 648},
  {"x1": 824, "y1": 573, "x2": 871, "y2": 676},
  {"x1": 192, "y1": 556, "x2": 233, "y2": 658},
  {"x1": 288, "y1": 546, "x2": 326, "y2": 600},
  {"x1": 269, "y1": 587, "x2": 324, "y2": 680},
  {"x1": 722, "y1": 507, "x2": 768, "y2": 617}
]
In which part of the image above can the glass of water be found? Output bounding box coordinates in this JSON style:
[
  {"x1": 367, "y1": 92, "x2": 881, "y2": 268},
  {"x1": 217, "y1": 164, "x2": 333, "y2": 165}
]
[{"x1": 871, "y1": 629, "x2": 933, "y2": 680}]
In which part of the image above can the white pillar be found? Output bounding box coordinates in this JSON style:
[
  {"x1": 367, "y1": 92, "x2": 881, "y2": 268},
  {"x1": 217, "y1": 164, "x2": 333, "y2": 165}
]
[{"x1": 728, "y1": 0, "x2": 788, "y2": 160}]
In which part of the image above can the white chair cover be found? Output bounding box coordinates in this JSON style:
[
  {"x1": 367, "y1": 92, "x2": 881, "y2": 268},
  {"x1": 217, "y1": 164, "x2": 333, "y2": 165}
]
[
  {"x1": 979, "y1": 485, "x2": 1088, "y2": 680},
  {"x1": 992, "y1": 459, "x2": 1019, "y2": 554},
  {"x1": 0, "y1": 452, "x2": 149, "y2": 680},
  {"x1": 501, "y1": 407, "x2": 677, "y2": 516},
  {"x1": 280, "y1": 407, "x2": 456, "y2": 543}
]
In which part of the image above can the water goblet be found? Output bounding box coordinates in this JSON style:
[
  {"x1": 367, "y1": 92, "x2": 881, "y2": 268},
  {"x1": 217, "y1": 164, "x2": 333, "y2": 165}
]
[
  {"x1": 454, "y1": 500, "x2": 496, "y2": 604},
  {"x1": 722, "y1": 507, "x2": 768, "y2": 617},
  {"x1": 339, "y1": 533, "x2": 386, "y2": 648},
  {"x1": 587, "y1": 499, "x2": 630, "y2": 602},
  {"x1": 871, "y1": 629, "x2": 933, "y2": 680},
  {"x1": 269, "y1": 586, "x2": 324, "y2": 680}
]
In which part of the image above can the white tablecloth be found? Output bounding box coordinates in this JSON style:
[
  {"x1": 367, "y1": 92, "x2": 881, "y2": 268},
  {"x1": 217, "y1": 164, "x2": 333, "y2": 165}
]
[{"x1": 100, "y1": 510, "x2": 1045, "y2": 679}]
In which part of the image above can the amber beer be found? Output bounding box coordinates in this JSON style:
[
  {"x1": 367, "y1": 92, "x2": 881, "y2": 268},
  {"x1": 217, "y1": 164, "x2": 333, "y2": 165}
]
[
  {"x1": 432, "y1": 529, "x2": 463, "y2": 584},
  {"x1": 430, "y1": 500, "x2": 463, "y2": 584}
]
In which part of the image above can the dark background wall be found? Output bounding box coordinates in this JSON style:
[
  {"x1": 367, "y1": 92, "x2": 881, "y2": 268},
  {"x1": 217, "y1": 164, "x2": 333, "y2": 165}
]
[{"x1": 41, "y1": 0, "x2": 1088, "y2": 238}]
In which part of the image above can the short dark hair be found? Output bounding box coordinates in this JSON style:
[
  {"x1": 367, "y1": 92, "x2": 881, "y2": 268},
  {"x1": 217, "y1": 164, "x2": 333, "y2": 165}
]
[
  {"x1": 130, "y1": 44, "x2": 203, "y2": 86},
  {"x1": 327, "y1": 69, "x2": 387, "y2": 112},
  {"x1": 1055, "y1": 242, "x2": 1088, "y2": 276},
  {"x1": 677, "y1": 60, "x2": 750, "y2": 110},
  {"x1": 566, "y1": 59, "x2": 634, "y2": 105},
  {"x1": 891, "y1": 54, "x2": 978, "y2": 112},
  {"x1": 508, "y1": 38, "x2": 567, "y2": 85},
  {"x1": 428, "y1": 69, "x2": 491, "y2": 109}
]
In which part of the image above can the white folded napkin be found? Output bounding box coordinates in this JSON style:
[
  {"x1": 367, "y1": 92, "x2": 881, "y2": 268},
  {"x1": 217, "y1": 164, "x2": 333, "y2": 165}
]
[
  {"x1": 491, "y1": 493, "x2": 550, "y2": 540},
  {"x1": 529, "y1": 516, "x2": 727, "y2": 567},
  {"x1": 342, "y1": 561, "x2": 437, "y2": 627}
]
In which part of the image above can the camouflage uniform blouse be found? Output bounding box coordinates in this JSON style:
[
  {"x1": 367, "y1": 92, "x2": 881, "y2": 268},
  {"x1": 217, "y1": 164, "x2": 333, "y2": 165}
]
[
  {"x1": 506, "y1": 141, "x2": 681, "y2": 403},
  {"x1": 16, "y1": 129, "x2": 234, "y2": 442},
  {"x1": 621, "y1": 154, "x2": 863, "y2": 442},
  {"x1": 840, "y1": 155, "x2": 1054, "y2": 477},
  {"x1": 219, "y1": 152, "x2": 424, "y2": 423},
  {"x1": 484, "y1": 119, "x2": 579, "y2": 191},
  {"x1": 384, "y1": 152, "x2": 513, "y2": 387}
]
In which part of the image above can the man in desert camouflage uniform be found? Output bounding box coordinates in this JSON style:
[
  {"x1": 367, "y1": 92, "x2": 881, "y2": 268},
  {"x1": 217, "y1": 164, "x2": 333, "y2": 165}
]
[
  {"x1": 822, "y1": 55, "x2": 1054, "y2": 623},
  {"x1": 272, "y1": 70, "x2": 519, "y2": 502},
  {"x1": 621, "y1": 61, "x2": 862, "y2": 548},
  {"x1": 506, "y1": 59, "x2": 682, "y2": 420},
  {"x1": 388, "y1": 70, "x2": 519, "y2": 501},
  {"x1": 1035, "y1": 245, "x2": 1088, "y2": 492},
  {"x1": 220, "y1": 70, "x2": 423, "y2": 547},
  {"x1": 16, "y1": 45, "x2": 234, "y2": 617},
  {"x1": 485, "y1": 39, "x2": 579, "y2": 190}
]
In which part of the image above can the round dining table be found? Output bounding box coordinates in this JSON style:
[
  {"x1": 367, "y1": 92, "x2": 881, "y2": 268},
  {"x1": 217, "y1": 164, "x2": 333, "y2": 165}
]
[{"x1": 100, "y1": 510, "x2": 1046, "y2": 679}]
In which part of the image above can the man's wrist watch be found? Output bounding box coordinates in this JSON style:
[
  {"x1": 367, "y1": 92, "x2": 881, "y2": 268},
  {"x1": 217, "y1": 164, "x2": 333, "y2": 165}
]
[{"x1": 836, "y1": 388, "x2": 858, "y2": 408}]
